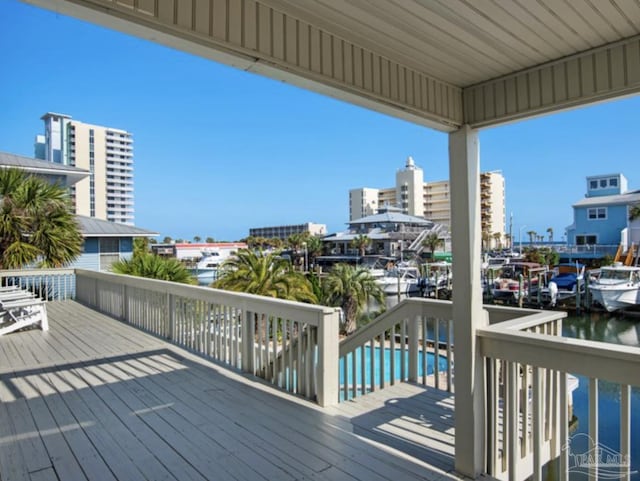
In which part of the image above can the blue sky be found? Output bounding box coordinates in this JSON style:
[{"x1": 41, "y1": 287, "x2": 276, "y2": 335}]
[{"x1": 1, "y1": 1, "x2": 639, "y2": 242}]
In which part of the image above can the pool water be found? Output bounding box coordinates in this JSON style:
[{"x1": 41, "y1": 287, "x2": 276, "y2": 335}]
[{"x1": 339, "y1": 346, "x2": 449, "y2": 400}]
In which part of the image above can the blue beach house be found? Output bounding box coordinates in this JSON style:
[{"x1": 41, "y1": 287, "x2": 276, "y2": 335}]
[
  {"x1": 566, "y1": 173, "x2": 640, "y2": 251},
  {"x1": 0, "y1": 150, "x2": 157, "y2": 270},
  {"x1": 73, "y1": 215, "x2": 157, "y2": 271}
]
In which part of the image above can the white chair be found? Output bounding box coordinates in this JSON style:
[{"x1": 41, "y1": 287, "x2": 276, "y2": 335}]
[
  {"x1": 0, "y1": 297, "x2": 48, "y2": 336},
  {"x1": 0, "y1": 290, "x2": 36, "y2": 302}
]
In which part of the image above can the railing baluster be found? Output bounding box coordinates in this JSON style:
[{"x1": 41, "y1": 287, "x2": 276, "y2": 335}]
[
  {"x1": 501, "y1": 360, "x2": 508, "y2": 473},
  {"x1": 288, "y1": 319, "x2": 294, "y2": 392},
  {"x1": 507, "y1": 361, "x2": 518, "y2": 481},
  {"x1": 521, "y1": 364, "x2": 529, "y2": 457},
  {"x1": 589, "y1": 377, "x2": 599, "y2": 481},
  {"x1": 446, "y1": 319, "x2": 452, "y2": 392},
  {"x1": 421, "y1": 317, "x2": 427, "y2": 385},
  {"x1": 341, "y1": 349, "x2": 347, "y2": 400},
  {"x1": 559, "y1": 372, "x2": 568, "y2": 481},
  {"x1": 360, "y1": 344, "x2": 366, "y2": 396},
  {"x1": 370, "y1": 338, "x2": 375, "y2": 392},
  {"x1": 532, "y1": 367, "x2": 543, "y2": 481},
  {"x1": 272, "y1": 316, "x2": 278, "y2": 385},
  {"x1": 400, "y1": 319, "x2": 406, "y2": 382},
  {"x1": 307, "y1": 324, "x2": 313, "y2": 397},
  {"x1": 296, "y1": 320, "x2": 302, "y2": 394},
  {"x1": 486, "y1": 358, "x2": 498, "y2": 476},
  {"x1": 434, "y1": 318, "x2": 440, "y2": 390},
  {"x1": 621, "y1": 384, "x2": 631, "y2": 481},
  {"x1": 350, "y1": 347, "x2": 356, "y2": 399},
  {"x1": 379, "y1": 332, "x2": 385, "y2": 390},
  {"x1": 390, "y1": 324, "x2": 396, "y2": 386}
]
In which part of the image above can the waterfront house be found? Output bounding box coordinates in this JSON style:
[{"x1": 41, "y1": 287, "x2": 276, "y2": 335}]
[
  {"x1": 322, "y1": 206, "x2": 448, "y2": 258},
  {"x1": 73, "y1": 215, "x2": 157, "y2": 271},
  {"x1": 0, "y1": 150, "x2": 88, "y2": 186},
  {"x1": 0, "y1": 151, "x2": 158, "y2": 271},
  {"x1": 566, "y1": 174, "x2": 640, "y2": 253},
  {"x1": 3, "y1": 3, "x2": 640, "y2": 481}
]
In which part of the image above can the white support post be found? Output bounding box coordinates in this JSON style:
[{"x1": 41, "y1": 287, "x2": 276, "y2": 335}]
[
  {"x1": 241, "y1": 310, "x2": 255, "y2": 374},
  {"x1": 408, "y1": 315, "x2": 420, "y2": 382},
  {"x1": 449, "y1": 125, "x2": 488, "y2": 477},
  {"x1": 316, "y1": 309, "x2": 340, "y2": 407}
]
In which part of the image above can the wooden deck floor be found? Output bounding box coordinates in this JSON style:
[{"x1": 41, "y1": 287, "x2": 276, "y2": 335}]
[{"x1": 0, "y1": 301, "x2": 457, "y2": 481}]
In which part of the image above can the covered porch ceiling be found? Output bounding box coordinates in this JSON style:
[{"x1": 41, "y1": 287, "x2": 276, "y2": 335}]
[{"x1": 25, "y1": 0, "x2": 640, "y2": 132}]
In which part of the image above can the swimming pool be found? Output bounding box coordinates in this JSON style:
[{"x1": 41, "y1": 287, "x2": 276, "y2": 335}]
[{"x1": 339, "y1": 346, "x2": 450, "y2": 400}]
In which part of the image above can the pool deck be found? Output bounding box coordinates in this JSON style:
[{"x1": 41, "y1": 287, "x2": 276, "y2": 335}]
[{"x1": 0, "y1": 301, "x2": 458, "y2": 481}]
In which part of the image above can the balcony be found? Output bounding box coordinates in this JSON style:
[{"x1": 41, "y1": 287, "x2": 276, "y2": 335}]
[{"x1": 0, "y1": 269, "x2": 637, "y2": 481}]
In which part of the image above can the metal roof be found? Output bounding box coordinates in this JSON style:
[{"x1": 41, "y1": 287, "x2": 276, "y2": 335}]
[
  {"x1": 572, "y1": 192, "x2": 640, "y2": 208},
  {"x1": 0, "y1": 151, "x2": 89, "y2": 181},
  {"x1": 76, "y1": 216, "x2": 158, "y2": 238},
  {"x1": 349, "y1": 212, "x2": 433, "y2": 226}
]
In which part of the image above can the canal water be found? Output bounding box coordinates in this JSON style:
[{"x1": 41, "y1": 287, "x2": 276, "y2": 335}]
[{"x1": 559, "y1": 312, "x2": 640, "y2": 480}]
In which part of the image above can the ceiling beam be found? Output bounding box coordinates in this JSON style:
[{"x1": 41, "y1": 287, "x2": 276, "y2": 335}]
[
  {"x1": 26, "y1": 0, "x2": 463, "y2": 132},
  {"x1": 464, "y1": 35, "x2": 640, "y2": 129}
]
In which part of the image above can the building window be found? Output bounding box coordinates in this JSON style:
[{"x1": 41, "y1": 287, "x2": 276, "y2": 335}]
[
  {"x1": 609, "y1": 177, "x2": 618, "y2": 187},
  {"x1": 587, "y1": 207, "x2": 607, "y2": 220},
  {"x1": 99, "y1": 238, "x2": 120, "y2": 270},
  {"x1": 576, "y1": 235, "x2": 597, "y2": 245},
  {"x1": 599, "y1": 179, "x2": 607, "y2": 188}
]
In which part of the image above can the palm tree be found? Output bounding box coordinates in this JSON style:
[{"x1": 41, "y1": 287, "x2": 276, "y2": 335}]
[
  {"x1": 205, "y1": 236, "x2": 215, "y2": 243},
  {"x1": 422, "y1": 232, "x2": 444, "y2": 258},
  {"x1": 629, "y1": 204, "x2": 640, "y2": 221},
  {"x1": 322, "y1": 263, "x2": 385, "y2": 335},
  {"x1": 287, "y1": 233, "x2": 307, "y2": 252},
  {"x1": 481, "y1": 230, "x2": 491, "y2": 252},
  {"x1": 527, "y1": 230, "x2": 537, "y2": 244},
  {"x1": 350, "y1": 234, "x2": 371, "y2": 257},
  {"x1": 112, "y1": 253, "x2": 196, "y2": 283},
  {"x1": 213, "y1": 249, "x2": 316, "y2": 303},
  {"x1": 133, "y1": 237, "x2": 150, "y2": 258},
  {"x1": 546, "y1": 227, "x2": 553, "y2": 243},
  {"x1": 0, "y1": 168, "x2": 82, "y2": 269},
  {"x1": 305, "y1": 235, "x2": 323, "y2": 266},
  {"x1": 492, "y1": 232, "x2": 502, "y2": 249},
  {"x1": 504, "y1": 233, "x2": 512, "y2": 249},
  {"x1": 193, "y1": 235, "x2": 202, "y2": 243}
]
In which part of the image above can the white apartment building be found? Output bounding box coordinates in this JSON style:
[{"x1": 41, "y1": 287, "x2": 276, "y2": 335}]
[
  {"x1": 249, "y1": 222, "x2": 327, "y2": 240},
  {"x1": 35, "y1": 112, "x2": 134, "y2": 225},
  {"x1": 349, "y1": 157, "x2": 506, "y2": 240}
]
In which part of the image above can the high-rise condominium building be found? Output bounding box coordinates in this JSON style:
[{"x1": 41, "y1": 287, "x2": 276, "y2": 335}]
[
  {"x1": 349, "y1": 157, "x2": 506, "y2": 240},
  {"x1": 35, "y1": 112, "x2": 134, "y2": 225}
]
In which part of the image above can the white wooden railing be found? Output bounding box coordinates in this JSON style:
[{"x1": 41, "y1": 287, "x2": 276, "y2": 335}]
[
  {"x1": 479, "y1": 311, "x2": 640, "y2": 481},
  {"x1": 4, "y1": 268, "x2": 638, "y2": 480},
  {"x1": 337, "y1": 300, "x2": 549, "y2": 402},
  {"x1": 0, "y1": 268, "x2": 75, "y2": 300},
  {"x1": 338, "y1": 298, "x2": 455, "y2": 400},
  {"x1": 72, "y1": 269, "x2": 341, "y2": 406}
]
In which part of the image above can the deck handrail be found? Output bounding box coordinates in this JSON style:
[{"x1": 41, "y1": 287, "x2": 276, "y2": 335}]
[
  {"x1": 0, "y1": 268, "x2": 76, "y2": 301},
  {"x1": 339, "y1": 298, "x2": 452, "y2": 357},
  {"x1": 76, "y1": 269, "x2": 334, "y2": 325},
  {"x1": 479, "y1": 311, "x2": 640, "y2": 481},
  {"x1": 74, "y1": 269, "x2": 341, "y2": 406}
]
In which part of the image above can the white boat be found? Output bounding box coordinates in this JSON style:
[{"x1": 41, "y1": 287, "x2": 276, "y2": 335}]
[
  {"x1": 359, "y1": 255, "x2": 395, "y2": 279},
  {"x1": 589, "y1": 263, "x2": 640, "y2": 312},
  {"x1": 191, "y1": 249, "x2": 230, "y2": 283},
  {"x1": 376, "y1": 266, "x2": 421, "y2": 295},
  {"x1": 422, "y1": 261, "x2": 452, "y2": 298}
]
